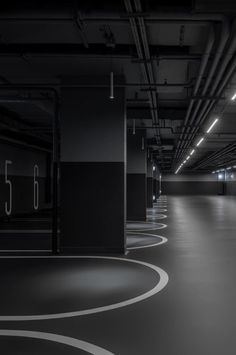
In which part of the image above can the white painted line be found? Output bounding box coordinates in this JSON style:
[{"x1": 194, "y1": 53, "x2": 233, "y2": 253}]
[
  {"x1": 127, "y1": 232, "x2": 168, "y2": 250},
  {"x1": 0, "y1": 329, "x2": 114, "y2": 355},
  {"x1": 0, "y1": 230, "x2": 51, "y2": 234},
  {"x1": 154, "y1": 209, "x2": 168, "y2": 212},
  {"x1": 0, "y1": 250, "x2": 51, "y2": 253},
  {"x1": 127, "y1": 221, "x2": 167, "y2": 232},
  {"x1": 0, "y1": 256, "x2": 169, "y2": 321},
  {"x1": 11, "y1": 218, "x2": 50, "y2": 221},
  {"x1": 155, "y1": 206, "x2": 167, "y2": 208},
  {"x1": 147, "y1": 214, "x2": 167, "y2": 220}
]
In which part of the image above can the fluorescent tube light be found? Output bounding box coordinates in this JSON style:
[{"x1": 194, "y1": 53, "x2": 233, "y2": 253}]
[
  {"x1": 206, "y1": 118, "x2": 219, "y2": 133},
  {"x1": 132, "y1": 119, "x2": 136, "y2": 135},
  {"x1": 110, "y1": 71, "x2": 114, "y2": 99},
  {"x1": 231, "y1": 93, "x2": 236, "y2": 101},
  {"x1": 190, "y1": 149, "x2": 195, "y2": 155},
  {"x1": 196, "y1": 137, "x2": 204, "y2": 147}
]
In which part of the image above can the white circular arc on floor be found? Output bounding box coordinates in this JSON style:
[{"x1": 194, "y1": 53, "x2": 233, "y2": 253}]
[
  {"x1": 0, "y1": 329, "x2": 114, "y2": 355},
  {"x1": 0, "y1": 256, "x2": 169, "y2": 321},
  {"x1": 127, "y1": 232, "x2": 168, "y2": 250},
  {"x1": 147, "y1": 213, "x2": 167, "y2": 220},
  {"x1": 127, "y1": 221, "x2": 167, "y2": 232},
  {"x1": 153, "y1": 204, "x2": 168, "y2": 208},
  {"x1": 154, "y1": 208, "x2": 168, "y2": 212}
]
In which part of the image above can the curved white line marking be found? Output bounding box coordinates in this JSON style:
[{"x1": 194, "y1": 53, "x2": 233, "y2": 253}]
[
  {"x1": 147, "y1": 213, "x2": 167, "y2": 220},
  {"x1": 127, "y1": 221, "x2": 167, "y2": 232},
  {"x1": 127, "y1": 232, "x2": 168, "y2": 250},
  {"x1": 0, "y1": 330, "x2": 114, "y2": 355},
  {"x1": 155, "y1": 204, "x2": 167, "y2": 207},
  {"x1": 154, "y1": 208, "x2": 168, "y2": 212},
  {"x1": 0, "y1": 256, "x2": 169, "y2": 321}
]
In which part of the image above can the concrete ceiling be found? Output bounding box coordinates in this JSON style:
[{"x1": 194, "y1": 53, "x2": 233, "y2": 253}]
[{"x1": 0, "y1": 0, "x2": 236, "y2": 172}]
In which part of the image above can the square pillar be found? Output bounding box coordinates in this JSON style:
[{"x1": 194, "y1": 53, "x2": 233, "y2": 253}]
[{"x1": 60, "y1": 82, "x2": 126, "y2": 253}]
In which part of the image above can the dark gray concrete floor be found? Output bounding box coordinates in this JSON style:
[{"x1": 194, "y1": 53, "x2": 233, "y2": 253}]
[{"x1": 1, "y1": 196, "x2": 236, "y2": 354}]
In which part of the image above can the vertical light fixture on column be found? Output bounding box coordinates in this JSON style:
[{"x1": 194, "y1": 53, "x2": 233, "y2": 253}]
[
  {"x1": 109, "y1": 71, "x2": 114, "y2": 100},
  {"x1": 141, "y1": 136, "x2": 145, "y2": 151},
  {"x1": 133, "y1": 119, "x2": 136, "y2": 135},
  {"x1": 159, "y1": 174, "x2": 162, "y2": 195}
]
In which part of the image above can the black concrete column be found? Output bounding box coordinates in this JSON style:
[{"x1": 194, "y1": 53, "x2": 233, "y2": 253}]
[
  {"x1": 60, "y1": 83, "x2": 126, "y2": 254},
  {"x1": 147, "y1": 159, "x2": 154, "y2": 208},
  {"x1": 127, "y1": 130, "x2": 147, "y2": 221}
]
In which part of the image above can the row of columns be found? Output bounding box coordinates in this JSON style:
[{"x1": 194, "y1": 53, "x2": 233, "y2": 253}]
[{"x1": 60, "y1": 85, "x2": 161, "y2": 254}]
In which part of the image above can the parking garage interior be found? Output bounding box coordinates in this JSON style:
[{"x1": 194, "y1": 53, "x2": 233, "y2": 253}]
[{"x1": 0, "y1": 1, "x2": 236, "y2": 354}]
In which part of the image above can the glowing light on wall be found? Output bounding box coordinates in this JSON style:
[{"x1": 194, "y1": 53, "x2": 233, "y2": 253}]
[
  {"x1": 110, "y1": 71, "x2": 114, "y2": 99},
  {"x1": 218, "y1": 173, "x2": 224, "y2": 180}
]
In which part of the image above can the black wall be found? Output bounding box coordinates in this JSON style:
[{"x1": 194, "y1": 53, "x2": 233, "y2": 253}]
[{"x1": 162, "y1": 173, "x2": 218, "y2": 195}]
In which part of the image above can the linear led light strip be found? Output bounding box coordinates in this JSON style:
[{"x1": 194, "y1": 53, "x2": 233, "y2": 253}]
[
  {"x1": 175, "y1": 118, "x2": 219, "y2": 174},
  {"x1": 211, "y1": 94, "x2": 236, "y2": 174},
  {"x1": 231, "y1": 93, "x2": 236, "y2": 101},
  {"x1": 212, "y1": 165, "x2": 236, "y2": 174}
]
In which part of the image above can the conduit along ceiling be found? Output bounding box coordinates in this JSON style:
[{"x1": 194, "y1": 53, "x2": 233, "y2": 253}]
[{"x1": 0, "y1": 1, "x2": 236, "y2": 173}]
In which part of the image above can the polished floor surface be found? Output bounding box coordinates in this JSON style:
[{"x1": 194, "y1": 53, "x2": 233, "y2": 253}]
[{"x1": 1, "y1": 196, "x2": 236, "y2": 354}]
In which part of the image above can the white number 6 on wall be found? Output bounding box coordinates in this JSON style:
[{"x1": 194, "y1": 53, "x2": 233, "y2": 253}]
[
  {"x1": 34, "y1": 164, "x2": 39, "y2": 210},
  {"x1": 5, "y1": 160, "x2": 12, "y2": 216}
]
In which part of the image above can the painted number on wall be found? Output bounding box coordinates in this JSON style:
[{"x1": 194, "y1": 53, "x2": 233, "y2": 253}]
[
  {"x1": 5, "y1": 160, "x2": 12, "y2": 216},
  {"x1": 3, "y1": 161, "x2": 40, "y2": 215},
  {"x1": 33, "y1": 164, "x2": 39, "y2": 210}
]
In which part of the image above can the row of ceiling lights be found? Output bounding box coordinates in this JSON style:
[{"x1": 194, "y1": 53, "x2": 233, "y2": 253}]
[
  {"x1": 175, "y1": 91, "x2": 236, "y2": 175},
  {"x1": 212, "y1": 166, "x2": 236, "y2": 174},
  {"x1": 175, "y1": 117, "x2": 219, "y2": 174}
]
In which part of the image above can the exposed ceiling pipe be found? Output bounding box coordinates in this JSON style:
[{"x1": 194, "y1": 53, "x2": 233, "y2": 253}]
[
  {"x1": 79, "y1": 12, "x2": 231, "y2": 25},
  {"x1": 134, "y1": 0, "x2": 161, "y2": 146},
  {"x1": 193, "y1": 142, "x2": 236, "y2": 169},
  {"x1": 195, "y1": 154, "x2": 236, "y2": 170},
  {"x1": 0, "y1": 12, "x2": 227, "y2": 23},
  {"x1": 175, "y1": 18, "x2": 230, "y2": 161},
  {"x1": 173, "y1": 25, "x2": 215, "y2": 160},
  {"x1": 0, "y1": 114, "x2": 52, "y2": 144},
  {"x1": 177, "y1": 20, "x2": 236, "y2": 164},
  {"x1": 179, "y1": 49, "x2": 236, "y2": 167},
  {"x1": 124, "y1": 0, "x2": 161, "y2": 150}
]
